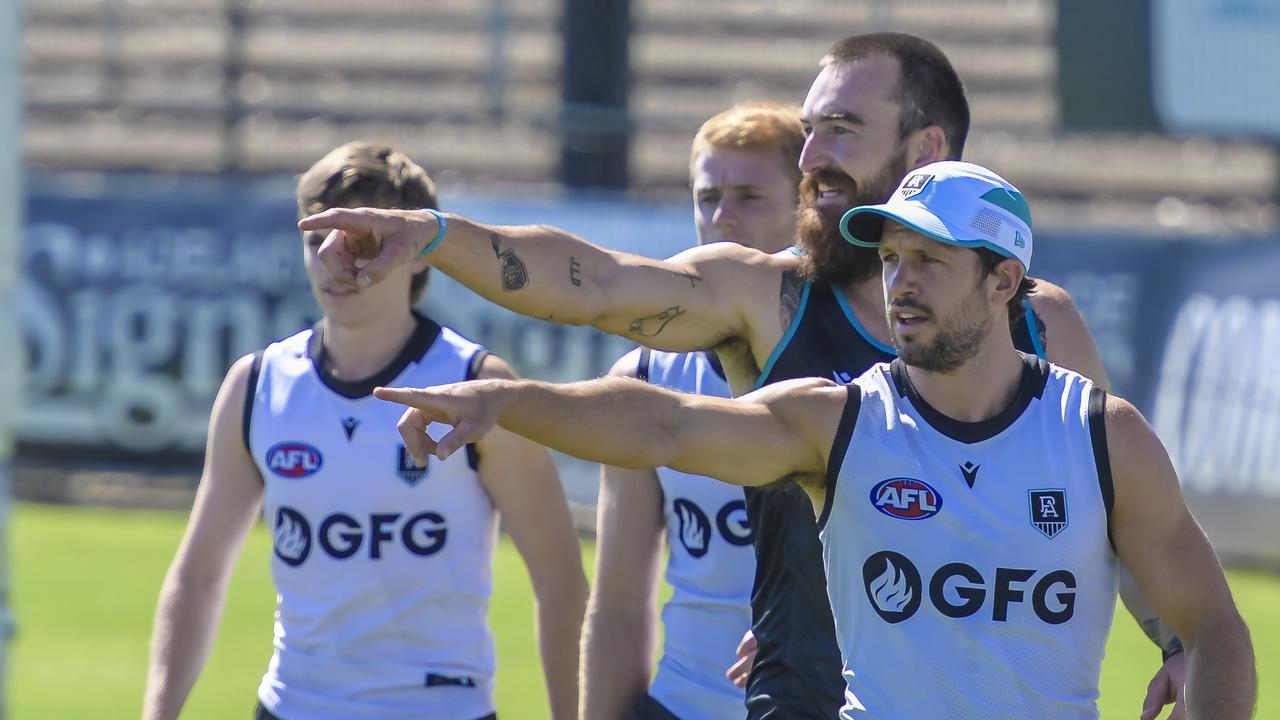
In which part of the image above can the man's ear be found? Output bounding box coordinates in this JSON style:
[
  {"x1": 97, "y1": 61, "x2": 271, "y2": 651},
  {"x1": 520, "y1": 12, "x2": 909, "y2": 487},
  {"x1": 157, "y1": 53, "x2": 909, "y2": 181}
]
[
  {"x1": 904, "y1": 125, "x2": 948, "y2": 168},
  {"x1": 988, "y1": 257, "x2": 1023, "y2": 306}
]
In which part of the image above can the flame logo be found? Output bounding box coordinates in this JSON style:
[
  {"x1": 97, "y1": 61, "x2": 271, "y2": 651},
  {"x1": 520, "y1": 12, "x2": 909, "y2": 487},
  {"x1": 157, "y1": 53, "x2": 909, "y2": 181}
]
[
  {"x1": 672, "y1": 498, "x2": 710, "y2": 558},
  {"x1": 862, "y1": 550, "x2": 922, "y2": 623},
  {"x1": 870, "y1": 557, "x2": 913, "y2": 612},
  {"x1": 273, "y1": 507, "x2": 311, "y2": 566}
]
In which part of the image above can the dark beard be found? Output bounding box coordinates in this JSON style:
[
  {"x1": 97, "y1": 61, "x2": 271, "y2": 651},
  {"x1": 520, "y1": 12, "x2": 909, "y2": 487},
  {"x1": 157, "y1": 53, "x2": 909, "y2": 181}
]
[
  {"x1": 796, "y1": 151, "x2": 907, "y2": 286},
  {"x1": 890, "y1": 284, "x2": 991, "y2": 373}
]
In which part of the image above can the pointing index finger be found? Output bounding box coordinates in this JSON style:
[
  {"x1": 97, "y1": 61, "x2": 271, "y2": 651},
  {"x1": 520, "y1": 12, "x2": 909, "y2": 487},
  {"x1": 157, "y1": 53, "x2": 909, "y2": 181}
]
[
  {"x1": 298, "y1": 207, "x2": 366, "y2": 233},
  {"x1": 373, "y1": 386, "x2": 428, "y2": 407}
]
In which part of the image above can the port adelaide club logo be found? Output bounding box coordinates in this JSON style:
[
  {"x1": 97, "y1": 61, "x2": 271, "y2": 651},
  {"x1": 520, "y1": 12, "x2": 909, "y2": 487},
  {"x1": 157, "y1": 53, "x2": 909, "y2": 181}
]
[
  {"x1": 1029, "y1": 489, "x2": 1069, "y2": 538},
  {"x1": 900, "y1": 173, "x2": 933, "y2": 198},
  {"x1": 397, "y1": 445, "x2": 429, "y2": 487}
]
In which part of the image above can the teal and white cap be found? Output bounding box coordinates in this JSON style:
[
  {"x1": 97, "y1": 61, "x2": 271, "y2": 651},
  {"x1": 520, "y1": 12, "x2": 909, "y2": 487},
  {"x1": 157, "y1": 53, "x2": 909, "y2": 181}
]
[{"x1": 839, "y1": 160, "x2": 1033, "y2": 271}]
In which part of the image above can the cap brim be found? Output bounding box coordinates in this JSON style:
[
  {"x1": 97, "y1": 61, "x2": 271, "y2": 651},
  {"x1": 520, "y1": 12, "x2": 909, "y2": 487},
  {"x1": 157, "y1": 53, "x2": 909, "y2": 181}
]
[{"x1": 839, "y1": 204, "x2": 1020, "y2": 263}]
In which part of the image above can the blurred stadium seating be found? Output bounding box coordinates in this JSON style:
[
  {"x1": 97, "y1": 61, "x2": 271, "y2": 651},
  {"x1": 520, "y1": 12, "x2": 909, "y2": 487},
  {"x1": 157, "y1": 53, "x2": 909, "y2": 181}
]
[{"x1": 22, "y1": 0, "x2": 1278, "y2": 234}]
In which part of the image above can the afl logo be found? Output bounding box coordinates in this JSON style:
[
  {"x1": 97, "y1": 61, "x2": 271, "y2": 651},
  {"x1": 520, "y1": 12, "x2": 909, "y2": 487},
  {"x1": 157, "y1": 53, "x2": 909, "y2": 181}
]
[
  {"x1": 870, "y1": 478, "x2": 942, "y2": 520},
  {"x1": 267, "y1": 442, "x2": 323, "y2": 478}
]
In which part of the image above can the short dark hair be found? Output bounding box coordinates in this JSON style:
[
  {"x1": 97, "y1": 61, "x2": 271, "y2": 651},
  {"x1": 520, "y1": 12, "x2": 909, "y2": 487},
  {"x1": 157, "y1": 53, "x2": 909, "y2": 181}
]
[
  {"x1": 822, "y1": 33, "x2": 969, "y2": 159},
  {"x1": 975, "y1": 247, "x2": 1037, "y2": 326},
  {"x1": 297, "y1": 141, "x2": 438, "y2": 304}
]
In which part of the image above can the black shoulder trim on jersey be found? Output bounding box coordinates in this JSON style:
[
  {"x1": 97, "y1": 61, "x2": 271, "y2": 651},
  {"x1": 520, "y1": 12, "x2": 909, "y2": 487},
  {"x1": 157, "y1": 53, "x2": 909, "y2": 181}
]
[
  {"x1": 242, "y1": 350, "x2": 264, "y2": 455},
  {"x1": 751, "y1": 279, "x2": 812, "y2": 391},
  {"x1": 890, "y1": 353, "x2": 1048, "y2": 444},
  {"x1": 308, "y1": 311, "x2": 443, "y2": 399},
  {"x1": 703, "y1": 350, "x2": 727, "y2": 382},
  {"x1": 636, "y1": 347, "x2": 652, "y2": 383},
  {"x1": 466, "y1": 348, "x2": 490, "y2": 381},
  {"x1": 1088, "y1": 385, "x2": 1116, "y2": 552},
  {"x1": 817, "y1": 384, "x2": 861, "y2": 531},
  {"x1": 1028, "y1": 352, "x2": 1051, "y2": 398},
  {"x1": 464, "y1": 347, "x2": 490, "y2": 472}
]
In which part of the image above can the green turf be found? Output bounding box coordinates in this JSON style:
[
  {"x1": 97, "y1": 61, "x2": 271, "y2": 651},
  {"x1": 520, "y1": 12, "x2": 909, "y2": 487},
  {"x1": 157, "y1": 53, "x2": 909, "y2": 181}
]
[{"x1": 8, "y1": 503, "x2": 1278, "y2": 719}]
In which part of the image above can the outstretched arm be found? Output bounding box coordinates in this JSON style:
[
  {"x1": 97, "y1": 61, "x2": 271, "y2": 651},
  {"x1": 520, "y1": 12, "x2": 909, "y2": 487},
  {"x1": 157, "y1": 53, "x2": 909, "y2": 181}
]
[
  {"x1": 374, "y1": 375, "x2": 843, "y2": 489},
  {"x1": 298, "y1": 207, "x2": 786, "y2": 353},
  {"x1": 1106, "y1": 396, "x2": 1256, "y2": 720}
]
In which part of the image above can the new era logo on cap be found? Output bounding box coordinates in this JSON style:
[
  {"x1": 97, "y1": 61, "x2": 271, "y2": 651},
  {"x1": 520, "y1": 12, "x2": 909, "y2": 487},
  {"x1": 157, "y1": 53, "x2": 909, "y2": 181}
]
[{"x1": 838, "y1": 161, "x2": 1034, "y2": 272}]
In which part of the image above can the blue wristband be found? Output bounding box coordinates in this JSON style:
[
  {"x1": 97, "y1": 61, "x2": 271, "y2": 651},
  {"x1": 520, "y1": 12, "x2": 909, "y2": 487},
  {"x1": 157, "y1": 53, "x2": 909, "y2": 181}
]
[{"x1": 419, "y1": 208, "x2": 448, "y2": 257}]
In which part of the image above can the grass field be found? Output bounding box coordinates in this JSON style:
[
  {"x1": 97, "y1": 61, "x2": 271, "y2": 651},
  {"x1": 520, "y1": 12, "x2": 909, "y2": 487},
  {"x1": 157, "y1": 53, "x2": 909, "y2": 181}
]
[{"x1": 9, "y1": 503, "x2": 1278, "y2": 719}]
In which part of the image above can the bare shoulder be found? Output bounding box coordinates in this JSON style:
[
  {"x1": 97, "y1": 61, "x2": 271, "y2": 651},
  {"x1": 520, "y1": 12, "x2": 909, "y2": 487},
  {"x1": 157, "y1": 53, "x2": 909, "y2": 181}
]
[
  {"x1": 745, "y1": 377, "x2": 846, "y2": 427},
  {"x1": 700, "y1": 245, "x2": 806, "y2": 336},
  {"x1": 1027, "y1": 278, "x2": 1082, "y2": 322},
  {"x1": 677, "y1": 243, "x2": 805, "y2": 354},
  {"x1": 226, "y1": 352, "x2": 258, "y2": 384},
  {"x1": 1103, "y1": 393, "x2": 1155, "y2": 450},
  {"x1": 215, "y1": 353, "x2": 258, "y2": 412},
  {"x1": 473, "y1": 352, "x2": 520, "y2": 381},
  {"x1": 1102, "y1": 393, "x2": 1177, "y2": 494},
  {"x1": 208, "y1": 352, "x2": 262, "y2": 465},
  {"x1": 748, "y1": 379, "x2": 850, "y2": 480},
  {"x1": 1027, "y1": 278, "x2": 1110, "y2": 386},
  {"x1": 744, "y1": 375, "x2": 840, "y2": 402},
  {"x1": 604, "y1": 348, "x2": 645, "y2": 379},
  {"x1": 675, "y1": 240, "x2": 795, "y2": 277}
]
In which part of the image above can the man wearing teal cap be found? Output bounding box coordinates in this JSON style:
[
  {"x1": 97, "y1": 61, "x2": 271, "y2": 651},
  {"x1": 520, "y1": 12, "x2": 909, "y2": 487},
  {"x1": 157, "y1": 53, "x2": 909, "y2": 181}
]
[
  {"x1": 375, "y1": 161, "x2": 1256, "y2": 719},
  {"x1": 841, "y1": 160, "x2": 1034, "y2": 270}
]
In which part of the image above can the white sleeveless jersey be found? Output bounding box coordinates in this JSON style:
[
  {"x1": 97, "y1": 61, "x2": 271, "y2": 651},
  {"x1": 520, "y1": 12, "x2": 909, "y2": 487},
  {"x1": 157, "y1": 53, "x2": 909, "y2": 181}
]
[
  {"x1": 247, "y1": 316, "x2": 499, "y2": 720},
  {"x1": 819, "y1": 356, "x2": 1118, "y2": 719},
  {"x1": 633, "y1": 348, "x2": 755, "y2": 719}
]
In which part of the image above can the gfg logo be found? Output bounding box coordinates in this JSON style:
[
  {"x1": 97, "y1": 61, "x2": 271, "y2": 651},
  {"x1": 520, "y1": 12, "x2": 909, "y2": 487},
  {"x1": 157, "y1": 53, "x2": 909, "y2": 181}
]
[
  {"x1": 862, "y1": 551, "x2": 1077, "y2": 625},
  {"x1": 272, "y1": 505, "x2": 448, "y2": 566},
  {"x1": 716, "y1": 499, "x2": 753, "y2": 547},
  {"x1": 870, "y1": 478, "x2": 942, "y2": 520},
  {"x1": 266, "y1": 442, "x2": 323, "y2": 478}
]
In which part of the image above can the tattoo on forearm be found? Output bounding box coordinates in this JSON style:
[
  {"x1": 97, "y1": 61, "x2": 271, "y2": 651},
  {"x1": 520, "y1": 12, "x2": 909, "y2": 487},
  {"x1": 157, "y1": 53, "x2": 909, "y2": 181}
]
[
  {"x1": 778, "y1": 270, "x2": 803, "y2": 333},
  {"x1": 569, "y1": 257, "x2": 582, "y2": 287},
  {"x1": 629, "y1": 307, "x2": 686, "y2": 337},
  {"x1": 674, "y1": 269, "x2": 701, "y2": 288},
  {"x1": 490, "y1": 233, "x2": 529, "y2": 292}
]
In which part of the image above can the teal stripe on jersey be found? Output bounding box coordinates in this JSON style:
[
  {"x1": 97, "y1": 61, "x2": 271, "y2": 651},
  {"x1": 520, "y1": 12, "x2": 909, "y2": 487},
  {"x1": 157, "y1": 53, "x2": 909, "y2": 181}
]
[
  {"x1": 753, "y1": 281, "x2": 813, "y2": 390},
  {"x1": 1023, "y1": 299, "x2": 1046, "y2": 359},
  {"x1": 833, "y1": 286, "x2": 896, "y2": 355}
]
